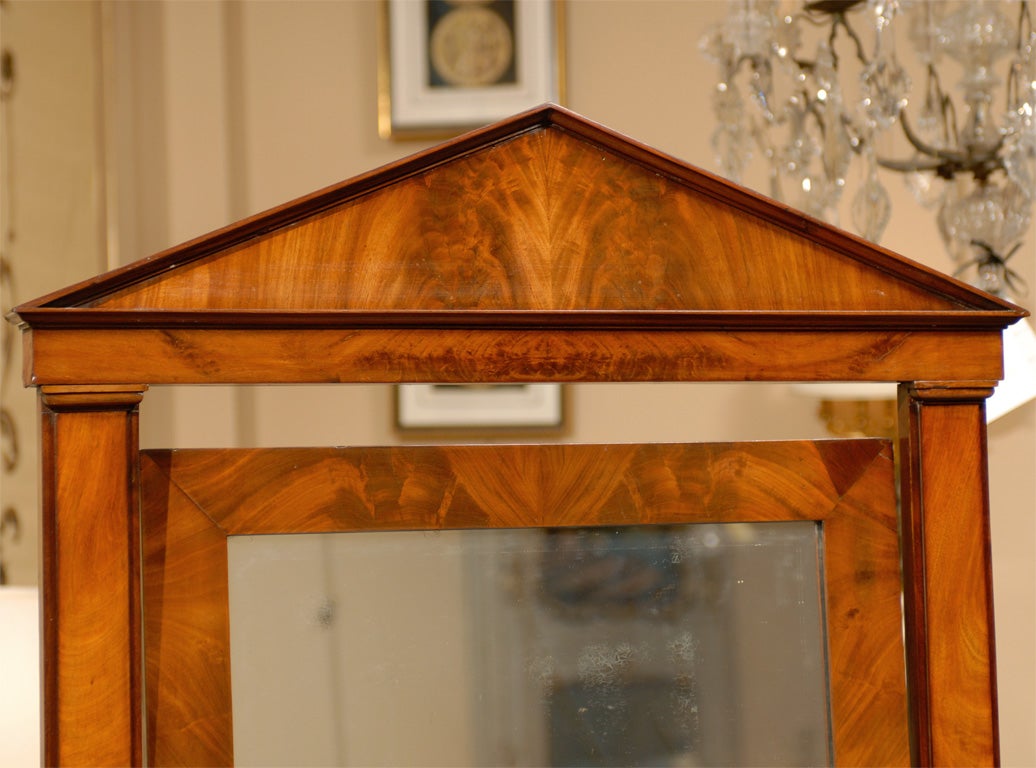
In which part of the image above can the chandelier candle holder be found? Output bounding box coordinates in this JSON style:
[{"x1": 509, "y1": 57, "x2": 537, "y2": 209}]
[{"x1": 701, "y1": 0, "x2": 1035, "y2": 297}]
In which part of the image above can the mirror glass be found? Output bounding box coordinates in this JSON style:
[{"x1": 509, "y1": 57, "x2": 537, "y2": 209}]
[{"x1": 228, "y1": 522, "x2": 830, "y2": 767}]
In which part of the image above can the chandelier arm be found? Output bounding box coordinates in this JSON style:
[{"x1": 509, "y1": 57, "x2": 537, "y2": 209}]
[
  {"x1": 839, "y1": 112, "x2": 866, "y2": 153},
  {"x1": 748, "y1": 120, "x2": 782, "y2": 200},
  {"x1": 938, "y1": 73, "x2": 960, "y2": 149},
  {"x1": 846, "y1": 108, "x2": 960, "y2": 175},
  {"x1": 797, "y1": 3, "x2": 871, "y2": 71},
  {"x1": 919, "y1": 64, "x2": 957, "y2": 148},
  {"x1": 835, "y1": 13, "x2": 870, "y2": 68},
  {"x1": 1007, "y1": 4, "x2": 1032, "y2": 112},
  {"x1": 1018, "y1": 1, "x2": 1033, "y2": 50},
  {"x1": 875, "y1": 156, "x2": 945, "y2": 173},
  {"x1": 955, "y1": 240, "x2": 1030, "y2": 297},
  {"x1": 897, "y1": 110, "x2": 969, "y2": 169},
  {"x1": 806, "y1": 97, "x2": 827, "y2": 136},
  {"x1": 1007, "y1": 272, "x2": 1030, "y2": 297},
  {"x1": 894, "y1": 112, "x2": 1005, "y2": 181}
]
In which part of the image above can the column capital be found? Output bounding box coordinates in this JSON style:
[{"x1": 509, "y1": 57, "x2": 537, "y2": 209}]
[
  {"x1": 41, "y1": 384, "x2": 147, "y2": 411},
  {"x1": 905, "y1": 381, "x2": 997, "y2": 403}
]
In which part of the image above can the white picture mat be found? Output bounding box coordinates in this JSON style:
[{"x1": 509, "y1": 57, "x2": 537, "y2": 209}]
[
  {"x1": 388, "y1": 0, "x2": 558, "y2": 130},
  {"x1": 398, "y1": 383, "x2": 562, "y2": 428}
]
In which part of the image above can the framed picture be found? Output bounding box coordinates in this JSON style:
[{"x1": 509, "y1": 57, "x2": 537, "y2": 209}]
[
  {"x1": 396, "y1": 383, "x2": 564, "y2": 431},
  {"x1": 378, "y1": 0, "x2": 566, "y2": 139}
]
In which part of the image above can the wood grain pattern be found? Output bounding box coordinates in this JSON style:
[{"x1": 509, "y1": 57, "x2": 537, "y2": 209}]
[
  {"x1": 899, "y1": 384, "x2": 999, "y2": 767},
  {"x1": 141, "y1": 440, "x2": 908, "y2": 767},
  {"x1": 15, "y1": 105, "x2": 1014, "y2": 767},
  {"x1": 142, "y1": 454, "x2": 233, "y2": 767},
  {"x1": 83, "y1": 129, "x2": 958, "y2": 314},
  {"x1": 24, "y1": 326, "x2": 1004, "y2": 386},
  {"x1": 39, "y1": 387, "x2": 145, "y2": 767},
  {"x1": 14, "y1": 106, "x2": 1019, "y2": 317}
]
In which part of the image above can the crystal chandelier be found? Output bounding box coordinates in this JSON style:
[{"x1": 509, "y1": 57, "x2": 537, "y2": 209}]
[{"x1": 701, "y1": 0, "x2": 1035, "y2": 297}]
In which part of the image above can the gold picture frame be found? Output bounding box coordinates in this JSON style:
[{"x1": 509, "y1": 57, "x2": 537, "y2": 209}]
[{"x1": 378, "y1": 0, "x2": 566, "y2": 140}]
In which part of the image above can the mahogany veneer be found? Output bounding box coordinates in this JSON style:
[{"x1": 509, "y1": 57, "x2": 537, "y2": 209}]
[
  {"x1": 142, "y1": 440, "x2": 907, "y2": 767},
  {"x1": 12, "y1": 105, "x2": 1027, "y2": 767}
]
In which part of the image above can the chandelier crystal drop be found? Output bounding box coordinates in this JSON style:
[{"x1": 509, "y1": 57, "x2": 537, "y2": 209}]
[{"x1": 701, "y1": 0, "x2": 1035, "y2": 296}]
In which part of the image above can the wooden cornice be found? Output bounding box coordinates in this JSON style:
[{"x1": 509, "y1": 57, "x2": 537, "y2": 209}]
[{"x1": 10, "y1": 105, "x2": 1027, "y2": 325}]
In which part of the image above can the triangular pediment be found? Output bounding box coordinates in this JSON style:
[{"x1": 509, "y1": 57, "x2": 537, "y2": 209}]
[{"x1": 14, "y1": 105, "x2": 1024, "y2": 330}]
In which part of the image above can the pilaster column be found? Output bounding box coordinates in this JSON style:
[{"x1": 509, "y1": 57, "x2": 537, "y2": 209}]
[
  {"x1": 898, "y1": 381, "x2": 999, "y2": 767},
  {"x1": 39, "y1": 385, "x2": 146, "y2": 767}
]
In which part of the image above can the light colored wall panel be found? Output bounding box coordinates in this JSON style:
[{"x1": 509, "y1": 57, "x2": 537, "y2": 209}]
[{"x1": 0, "y1": 0, "x2": 107, "y2": 587}]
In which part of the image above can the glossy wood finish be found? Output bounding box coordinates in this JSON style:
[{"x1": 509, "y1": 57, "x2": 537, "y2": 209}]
[
  {"x1": 39, "y1": 385, "x2": 146, "y2": 768},
  {"x1": 142, "y1": 458, "x2": 233, "y2": 767},
  {"x1": 22, "y1": 327, "x2": 1006, "y2": 386},
  {"x1": 899, "y1": 383, "x2": 1000, "y2": 767},
  {"x1": 14, "y1": 106, "x2": 1022, "y2": 390},
  {"x1": 17, "y1": 109, "x2": 1016, "y2": 312},
  {"x1": 70, "y1": 129, "x2": 976, "y2": 313},
  {"x1": 141, "y1": 440, "x2": 908, "y2": 767},
  {"x1": 12, "y1": 105, "x2": 1025, "y2": 766}
]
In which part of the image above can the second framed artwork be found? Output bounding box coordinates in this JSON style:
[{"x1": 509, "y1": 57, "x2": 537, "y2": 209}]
[
  {"x1": 378, "y1": 0, "x2": 566, "y2": 139},
  {"x1": 397, "y1": 383, "x2": 564, "y2": 431}
]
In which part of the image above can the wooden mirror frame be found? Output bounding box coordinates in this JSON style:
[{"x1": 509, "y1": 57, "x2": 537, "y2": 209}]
[{"x1": 12, "y1": 106, "x2": 1026, "y2": 767}]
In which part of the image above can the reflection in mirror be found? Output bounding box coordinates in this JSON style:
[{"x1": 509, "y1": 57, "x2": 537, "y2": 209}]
[{"x1": 228, "y1": 523, "x2": 830, "y2": 767}]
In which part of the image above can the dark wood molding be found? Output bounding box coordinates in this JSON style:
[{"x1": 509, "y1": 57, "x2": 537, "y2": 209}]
[{"x1": 12, "y1": 307, "x2": 1027, "y2": 331}]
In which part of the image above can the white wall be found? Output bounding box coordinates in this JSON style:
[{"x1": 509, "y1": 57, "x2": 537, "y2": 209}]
[{"x1": 0, "y1": 0, "x2": 108, "y2": 588}]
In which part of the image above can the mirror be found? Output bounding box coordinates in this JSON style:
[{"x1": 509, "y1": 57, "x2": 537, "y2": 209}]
[{"x1": 228, "y1": 522, "x2": 830, "y2": 767}]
